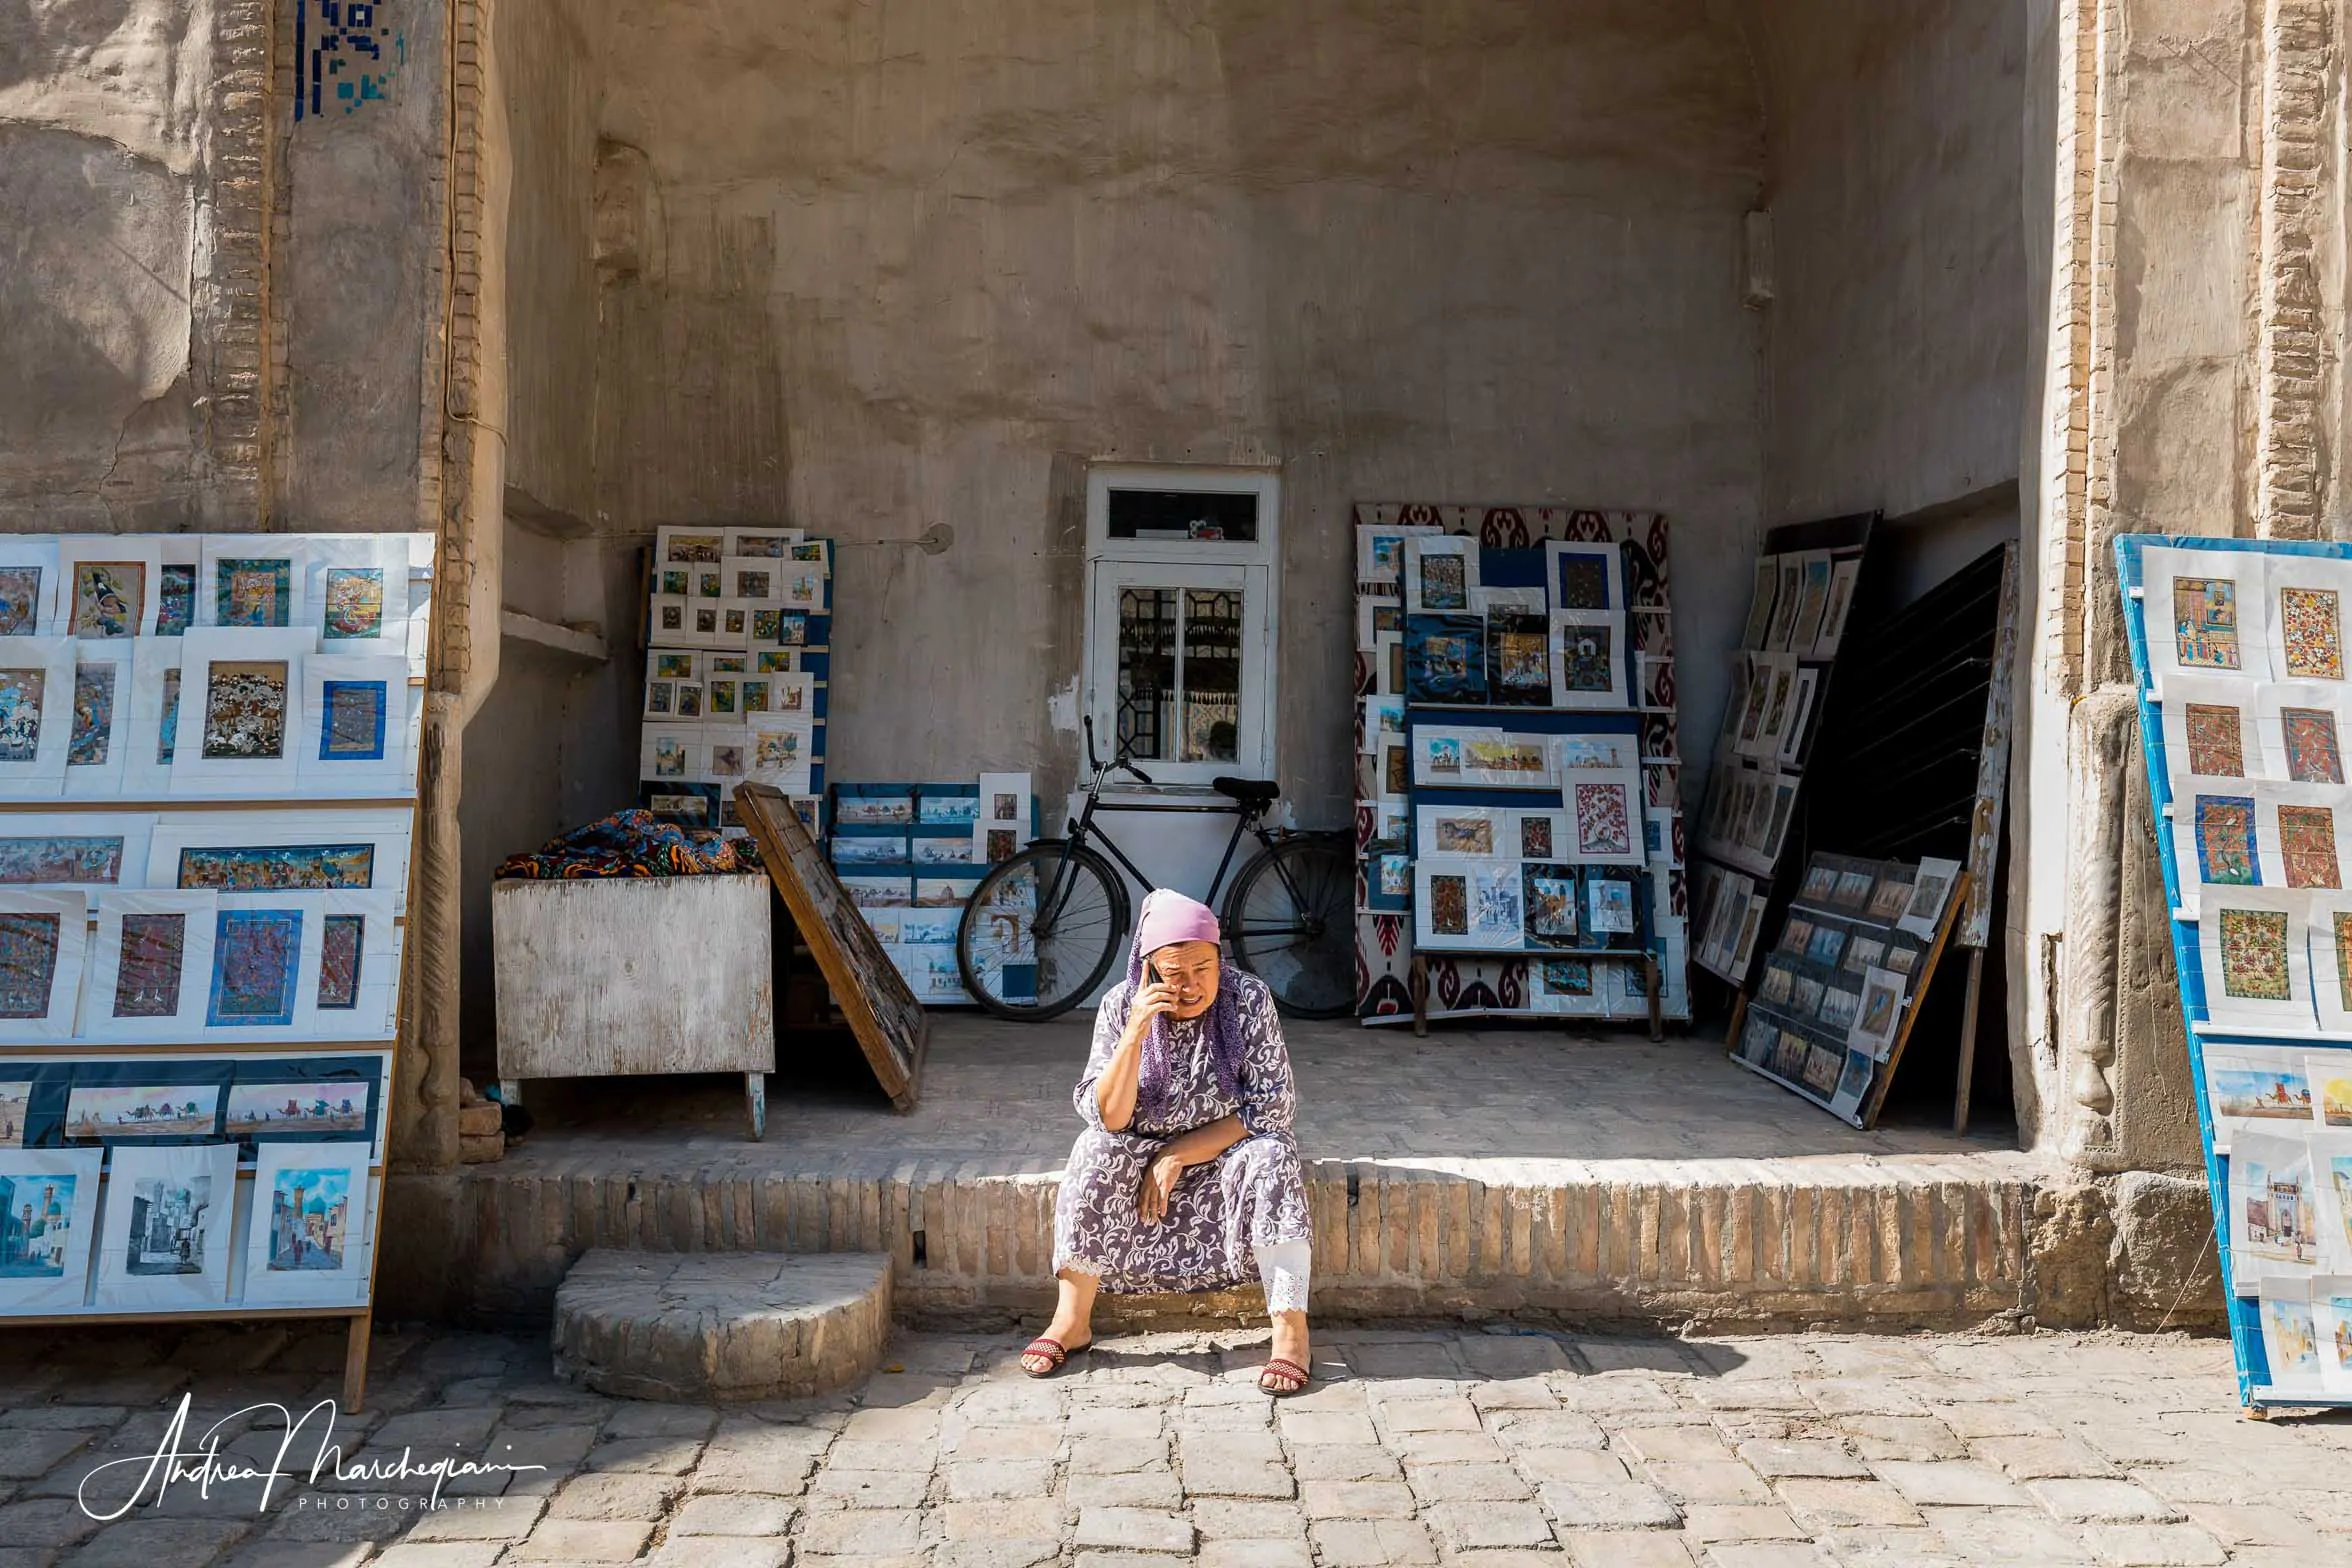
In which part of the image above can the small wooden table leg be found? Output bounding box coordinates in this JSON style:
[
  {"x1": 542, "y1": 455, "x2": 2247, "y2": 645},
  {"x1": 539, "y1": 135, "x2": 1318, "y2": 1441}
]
[
  {"x1": 746, "y1": 1072, "x2": 767, "y2": 1142},
  {"x1": 1953, "y1": 948, "x2": 1985, "y2": 1134},
  {"x1": 341, "y1": 1311, "x2": 373, "y2": 1414},
  {"x1": 1409, "y1": 955, "x2": 1429, "y2": 1038}
]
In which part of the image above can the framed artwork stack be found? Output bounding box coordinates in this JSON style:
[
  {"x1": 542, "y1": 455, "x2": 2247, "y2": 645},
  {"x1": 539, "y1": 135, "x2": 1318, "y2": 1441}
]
[
  {"x1": 1727, "y1": 851, "x2": 1967, "y2": 1127},
  {"x1": 1351, "y1": 507, "x2": 1685, "y2": 1028},
  {"x1": 2117, "y1": 533, "x2": 2352, "y2": 1410},
  {"x1": 0, "y1": 531, "x2": 431, "y2": 1409},
  {"x1": 1690, "y1": 514, "x2": 1874, "y2": 990},
  {"x1": 639, "y1": 527, "x2": 831, "y2": 840},
  {"x1": 826, "y1": 776, "x2": 1037, "y2": 1006}
]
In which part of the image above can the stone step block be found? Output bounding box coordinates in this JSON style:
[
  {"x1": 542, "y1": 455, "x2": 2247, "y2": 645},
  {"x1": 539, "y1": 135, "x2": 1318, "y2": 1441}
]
[{"x1": 553, "y1": 1249, "x2": 891, "y2": 1402}]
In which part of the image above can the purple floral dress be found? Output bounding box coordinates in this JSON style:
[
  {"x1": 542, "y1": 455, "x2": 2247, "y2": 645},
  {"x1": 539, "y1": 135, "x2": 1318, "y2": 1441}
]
[{"x1": 1052, "y1": 970, "x2": 1313, "y2": 1294}]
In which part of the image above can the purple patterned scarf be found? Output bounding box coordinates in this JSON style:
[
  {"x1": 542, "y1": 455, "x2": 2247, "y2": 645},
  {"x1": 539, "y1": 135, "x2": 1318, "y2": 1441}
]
[{"x1": 1125, "y1": 930, "x2": 1245, "y2": 1126}]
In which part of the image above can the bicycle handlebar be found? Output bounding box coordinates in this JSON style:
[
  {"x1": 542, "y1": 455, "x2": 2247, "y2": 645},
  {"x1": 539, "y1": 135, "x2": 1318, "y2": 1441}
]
[{"x1": 1081, "y1": 714, "x2": 1155, "y2": 786}]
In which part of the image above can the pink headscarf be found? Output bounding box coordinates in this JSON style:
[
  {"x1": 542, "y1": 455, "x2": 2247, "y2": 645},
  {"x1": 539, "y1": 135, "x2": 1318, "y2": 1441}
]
[
  {"x1": 1136, "y1": 889, "x2": 1220, "y2": 956},
  {"x1": 1123, "y1": 889, "x2": 1243, "y2": 1123}
]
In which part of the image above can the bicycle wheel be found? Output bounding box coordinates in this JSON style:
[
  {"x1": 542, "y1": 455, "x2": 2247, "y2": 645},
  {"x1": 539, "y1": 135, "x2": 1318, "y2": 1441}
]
[
  {"x1": 956, "y1": 842, "x2": 1132, "y2": 1021},
  {"x1": 1224, "y1": 835, "x2": 1356, "y2": 1019}
]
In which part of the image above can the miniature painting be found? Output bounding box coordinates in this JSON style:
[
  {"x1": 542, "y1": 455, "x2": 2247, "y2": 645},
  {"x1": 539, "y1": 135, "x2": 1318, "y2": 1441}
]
[
  {"x1": 66, "y1": 1084, "x2": 221, "y2": 1140},
  {"x1": 693, "y1": 568, "x2": 723, "y2": 600},
  {"x1": 1383, "y1": 744, "x2": 1409, "y2": 797},
  {"x1": 1432, "y1": 817, "x2": 1493, "y2": 856},
  {"x1": 1520, "y1": 817, "x2": 1554, "y2": 859},
  {"x1": 215, "y1": 559, "x2": 291, "y2": 628},
  {"x1": 735, "y1": 568, "x2": 773, "y2": 600},
  {"x1": 71, "y1": 562, "x2": 143, "y2": 638},
  {"x1": 1552, "y1": 552, "x2": 1612, "y2": 612},
  {"x1": 0, "y1": 1084, "x2": 29, "y2": 1147},
  {"x1": 673, "y1": 684, "x2": 704, "y2": 719},
  {"x1": 692, "y1": 609, "x2": 718, "y2": 638},
  {"x1": 1573, "y1": 782, "x2": 1634, "y2": 857},
  {"x1": 1427, "y1": 874, "x2": 1468, "y2": 936},
  {"x1": 0, "y1": 1165, "x2": 79, "y2": 1278},
  {"x1": 985, "y1": 829, "x2": 1018, "y2": 864},
  {"x1": 1555, "y1": 622, "x2": 1616, "y2": 696},
  {"x1": 0, "y1": 570, "x2": 40, "y2": 637},
  {"x1": 2172, "y1": 576, "x2": 2241, "y2": 669},
  {"x1": 317, "y1": 914, "x2": 364, "y2": 1009},
  {"x1": 653, "y1": 652, "x2": 696, "y2": 681},
  {"x1": 200, "y1": 661, "x2": 289, "y2": 760},
  {"x1": 111, "y1": 912, "x2": 186, "y2": 1019},
  {"x1": 2284, "y1": 708, "x2": 2345, "y2": 784},
  {"x1": 2281, "y1": 586, "x2": 2345, "y2": 680},
  {"x1": 756, "y1": 650, "x2": 797, "y2": 675},
  {"x1": 1418, "y1": 552, "x2": 1467, "y2": 612},
  {"x1": 664, "y1": 533, "x2": 724, "y2": 564},
  {"x1": 0, "y1": 669, "x2": 45, "y2": 762},
  {"x1": 2184, "y1": 702, "x2": 2246, "y2": 776},
  {"x1": 177, "y1": 843, "x2": 372, "y2": 892},
  {"x1": 2219, "y1": 907, "x2": 2294, "y2": 1001},
  {"x1": 0, "y1": 835, "x2": 123, "y2": 886},
  {"x1": 265, "y1": 1167, "x2": 350, "y2": 1272},
  {"x1": 658, "y1": 569, "x2": 689, "y2": 598},
  {"x1": 1486, "y1": 613, "x2": 1549, "y2": 703},
  {"x1": 321, "y1": 568, "x2": 385, "y2": 640},
  {"x1": 1463, "y1": 736, "x2": 1548, "y2": 781},
  {"x1": 741, "y1": 679, "x2": 771, "y2": 715},
  {"x1": 1527, "y1": 876, "x2": 1578, "y2": 942},
  {"x1": 156, "y1": 565, "x2": 195, "y2": 637},
  {"x1": 319, "y1": 680, "x2": 387, "y2": 761},
  {"x1": 644, "y1": 681, "x2": 673, "y2": 717},
  {"x1": 66, "y1": 663, "x2": 114, "y2": 766},
  {"x1": 708, "y1": 743, "x2": 746, "y2": 778},
  {"x1": 2192, "y1": 795, "x2": 2259, "y2": 884},
  {"x1": 0, "y1": 913, "x2": 60, "y2": 1020},
  {"x1": 208, "y1": 908, "x2": 303, "y2": 1027},
  {"x1": 2280, "y1": 804, "x2": 2341, "y2": 889},
  {"x1": 1405, "y1": 616, "x2": 1486, "y2": 703},
  {"x1": 708, "y1": 678, "x2": 739, "y2": 717}
]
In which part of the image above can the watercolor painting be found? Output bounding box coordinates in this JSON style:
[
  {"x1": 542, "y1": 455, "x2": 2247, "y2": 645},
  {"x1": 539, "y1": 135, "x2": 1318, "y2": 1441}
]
[
  {"x1": 2172, "y1": 576, "x2": 2241, "y2": 670},
  {"x1": 200, "y1": 661, "x2": 289, "y2": 760},
  {"x1": 317, "y1": 914, "x2": 364, "y2": 1009},
  {"x1": 1588, "y1": 878, "x2": 1635, "y2": 934},
  {"x1": 2280, "y1": 804, "x2": 2341, "y2": 889},
  {"x1": 66, "y1": 1084, "x2": 220, "y2": 1140},
  {"x1": 919, "y1": 795, "x2": 979, "y2": 827},
  {"x1": 0, "y1": 1168, "x2": 77, "y2": 1278},
  {"x1": 2283, "y1": 708, "x2": 2345, "y2": 784},
  {"x1": 1433, "y1": 818, "x2": 1493, "y2": 856},
  {"x1": 225, "y1": 1084, "x2": 367, "y2": 1137},
  {"x1": 2281, "y1": 586, "x2": 2345, "y2": 680},
  {"x1": 0, "y1": 1084, "x2": 29, "y2": 1147},
  {"x1": 177, "y1": 843, "x2": 372, "y2": 892},
  {"x1": 652, "y1": 652, "x2": 696, "y2": 680},
  {"x1": 156, "y1": 565, "x2": 195, "y2": 637},
  {"x1": 1544, "y1": 960, "x2": 1594, "y2": 997},
  {"x1": 0, "y1": 569, "x2": 40, "y2": 637},
  {"x1": 2193, "y1": 795, "x2": 2259, "y2": 885},
  {"x1": 0, "y1": 669, "x2": 45, "y2": 762},
  {"x1": 2184, "y1": 702, "x2": 2244, "y2": 776},
  {"x1": 266, "y1": 1167, "x2": 350, "y2": 1272},
  {"x1": 111, "y1": 912, "x2": 186, "y2": 1019},
  {"x1": 71, "y1": 562, "x2": 142, "y2": 638},
  {"x1": 1574, "y1": 782, "x2": 1634, "y2": 857},
  {"x1": 208, "y1": 908, "x2": 303, "y2": 1026},
  {"x1": 1376, "y1": 854, "x2": 1409, "y2": 899},
  {"x1": 1527, "y1": 876, "x2": 1579, "y2": 942},
  {"x1": 320, "y1": 681, "x2": 388, "y2": 761},
  {"x1": 2237, "y1": 1138, "x2": 2318, "y2": 1268},
  {"x1": 0, "y1": 912, "x2": 61, "y2": 1019},
  {"x1": 66, "y1": 663, "x2": 114, "y2": 766},
  {"x1": 2263, "y1": 1291, "x2": 2323, "y2": 1387},
  {"x1": 838, "y1": 797, "x2": 915, "y2": 827},
  {"x1": 321, "y1": 568, "x2": 386, "y2": 640},
  {"x1": 1468, "y1": 865, "x2": 1521, "y2": 940},
  {"x1": 2314, "y1": 1058, "x2": 2352, "y2": 1128},
  {"x1": 2208, "y1": 1063, "x2": 2312, "y2": 1122},
  {"x1": 215, "y1": 559, "x2": 291, "y2": 628},
  {"x1": 2219, "y1": 907, "x2": 2294, "y2": 1001}
]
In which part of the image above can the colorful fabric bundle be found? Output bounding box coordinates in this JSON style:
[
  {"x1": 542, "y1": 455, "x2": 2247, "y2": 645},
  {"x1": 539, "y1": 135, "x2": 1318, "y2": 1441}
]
[{"x1": 494, "y1": 809, "x2": 758, "y2": 880}]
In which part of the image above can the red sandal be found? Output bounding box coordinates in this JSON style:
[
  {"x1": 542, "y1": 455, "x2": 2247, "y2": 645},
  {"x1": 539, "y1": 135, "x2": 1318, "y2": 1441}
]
[
  {"x1": 1020, "y1": 1337, "x2": 1086, "y2": 1378},
  {"x1": 1258, "y1": 1356, "x2": 1311, "y2": 1396}
]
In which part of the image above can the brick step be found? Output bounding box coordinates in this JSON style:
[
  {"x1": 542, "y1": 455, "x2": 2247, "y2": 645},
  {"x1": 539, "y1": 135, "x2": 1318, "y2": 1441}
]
[{"x1": 552, "y1": 1249, "x2": 892, "y2": 1402}]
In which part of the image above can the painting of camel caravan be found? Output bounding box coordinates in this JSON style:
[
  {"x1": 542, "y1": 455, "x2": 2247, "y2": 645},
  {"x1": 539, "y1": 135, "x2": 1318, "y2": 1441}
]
[{"x1": 64, "y1": 1084, "x2": 220, "y2": 1140}]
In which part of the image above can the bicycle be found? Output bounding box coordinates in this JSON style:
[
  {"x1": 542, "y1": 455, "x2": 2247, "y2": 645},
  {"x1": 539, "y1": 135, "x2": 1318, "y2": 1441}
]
[{"x1": 954, "y1": 717, "x2": 1356, "y2": 1021}]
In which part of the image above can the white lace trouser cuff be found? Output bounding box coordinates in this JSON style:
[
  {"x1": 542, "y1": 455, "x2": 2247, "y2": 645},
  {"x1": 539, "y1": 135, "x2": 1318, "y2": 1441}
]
[{"x1": 1257, "y1": 1239, "x2": 1311, "y2": 1316}]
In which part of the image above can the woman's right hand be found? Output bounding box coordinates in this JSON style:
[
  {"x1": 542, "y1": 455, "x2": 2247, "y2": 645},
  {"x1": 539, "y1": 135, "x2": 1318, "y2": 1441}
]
[{"x1": 1125, "y1": 981, "x2": 1178, "y2": 1043}]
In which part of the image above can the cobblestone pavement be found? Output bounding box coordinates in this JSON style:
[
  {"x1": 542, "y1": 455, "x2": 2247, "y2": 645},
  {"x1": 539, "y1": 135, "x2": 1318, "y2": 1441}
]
[{"x1": 1, "y1": 1321, "x2": 2344, "y2": 1568}]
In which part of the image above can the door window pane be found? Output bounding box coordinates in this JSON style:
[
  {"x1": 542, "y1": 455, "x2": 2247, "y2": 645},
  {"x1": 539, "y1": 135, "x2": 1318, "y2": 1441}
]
[
  {"x1": 1114, "y1": 584, "x2": 1249, "y2": 765},
  {"x1": 1179, "y1": 589, "x2": 1241, "y2": 763},
  {"x1": 1116, "y1": 587, "x2": 1175, "y2": 761},
  {"x1": 1106, "y1": 489, "x2": 1260, "y2": 542}
]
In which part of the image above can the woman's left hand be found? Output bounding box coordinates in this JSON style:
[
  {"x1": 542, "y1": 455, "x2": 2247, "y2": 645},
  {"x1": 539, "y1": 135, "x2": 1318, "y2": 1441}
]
[{"x1": 1139, "y1": 1150, "x2": 1186, "y2": 1224}]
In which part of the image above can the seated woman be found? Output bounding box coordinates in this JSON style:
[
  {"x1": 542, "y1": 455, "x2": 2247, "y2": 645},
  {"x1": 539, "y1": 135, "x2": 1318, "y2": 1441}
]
[{"x1": 1020, "y1": 889, "x2": 1315, "y2": 1394}]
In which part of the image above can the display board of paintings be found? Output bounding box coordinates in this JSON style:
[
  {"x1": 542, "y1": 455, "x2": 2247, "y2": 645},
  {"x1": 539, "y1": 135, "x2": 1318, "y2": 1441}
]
[
  {"x1": 2117, "y1": 533, "x2": 2352, "y2": 1409},
  {"x1": 0, "y1": 533, "x2": 426, "y2": 1367},
  {"x1": 828, "y1": 777, "x2": 1038, "y2": 1007},
  {"x1": 1691, "y1": 515, "x2": 1874, "y2": 990},
  {"x1": 639, "y1": 527, "x2": 831, "y2": 841},
  {"x1": 1352, "y1": 507, "x2": 1684, "y2": 1025},
  {"x1": 1728, "y1": 852, "x2": 1965, "y2": 1127}
]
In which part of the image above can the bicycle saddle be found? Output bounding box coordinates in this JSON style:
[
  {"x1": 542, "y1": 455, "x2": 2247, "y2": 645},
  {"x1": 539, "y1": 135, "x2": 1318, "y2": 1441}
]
[{"x1": 1212, "y1": 776, "x2": 1281, "y2": 808}]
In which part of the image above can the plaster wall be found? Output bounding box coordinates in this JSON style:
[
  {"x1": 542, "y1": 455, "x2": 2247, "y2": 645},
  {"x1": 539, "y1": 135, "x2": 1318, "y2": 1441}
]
[{"x1": 569, "y1": 0, "x2": 1770, "y2": 827}]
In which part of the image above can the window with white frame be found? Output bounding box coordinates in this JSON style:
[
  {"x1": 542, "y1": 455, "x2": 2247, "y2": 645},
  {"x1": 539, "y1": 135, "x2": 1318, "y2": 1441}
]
[{"x1": 1082, "y1": 466, "x2": 1279, "y2": 787}]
